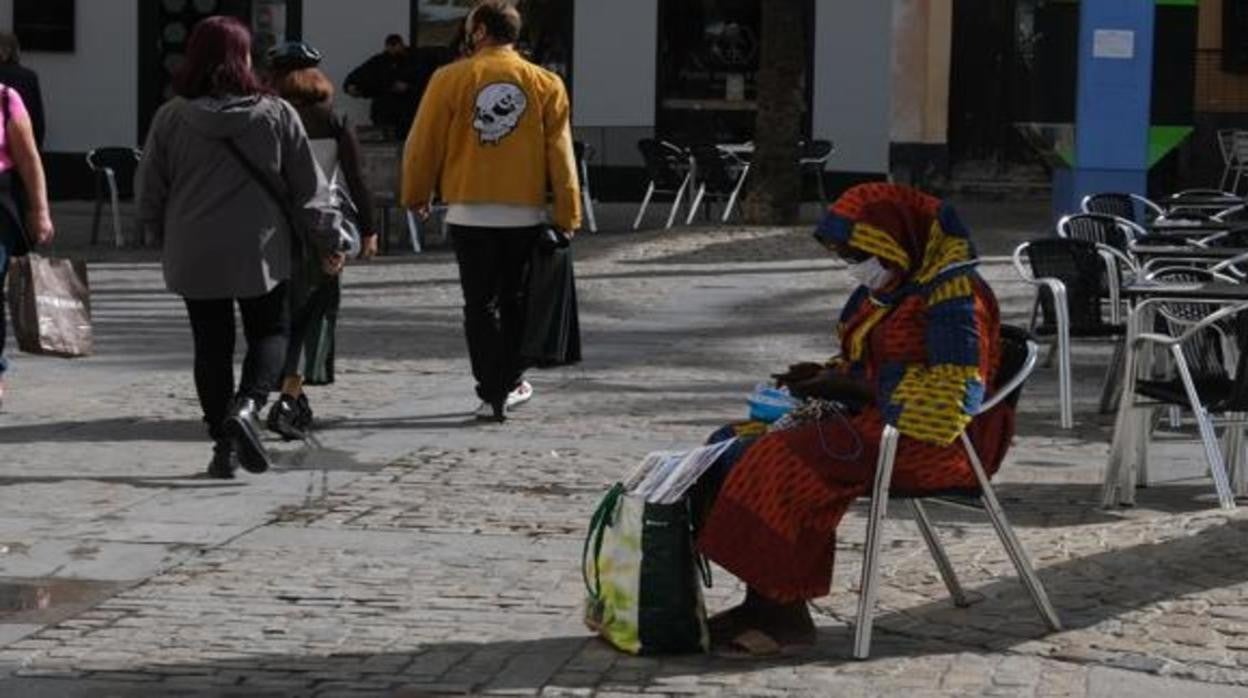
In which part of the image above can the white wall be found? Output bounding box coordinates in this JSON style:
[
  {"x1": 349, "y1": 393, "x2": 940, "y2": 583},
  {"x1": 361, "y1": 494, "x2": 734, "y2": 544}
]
[
  {"x1": 573, "y1": 0, "x2": 657, "y2": 127},
  {"x1": 303, "y1": 0, "x2": 410, "y2": 128},
  {"x1": 813, "y1": 0, "x2": 893, "y2": 173},
  {"x1": 0, "y1": 0, "x2": 140, "y2": 152}
]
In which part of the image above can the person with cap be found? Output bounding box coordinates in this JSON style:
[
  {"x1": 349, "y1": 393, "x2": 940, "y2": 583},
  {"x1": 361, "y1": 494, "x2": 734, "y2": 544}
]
[{"x1": 264, "y1": 40, "x2": 379, "y2": 440}]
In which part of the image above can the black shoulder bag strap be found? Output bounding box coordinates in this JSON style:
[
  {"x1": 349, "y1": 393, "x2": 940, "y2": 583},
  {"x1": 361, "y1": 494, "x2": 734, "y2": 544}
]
[{"x1": 221, "y1": 138, "x2": 298, "y2": 236}]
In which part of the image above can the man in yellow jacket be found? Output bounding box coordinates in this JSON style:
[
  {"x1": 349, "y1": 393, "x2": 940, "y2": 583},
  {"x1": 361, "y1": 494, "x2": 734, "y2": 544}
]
[{"x1": 402, "y1": 0, "x2": 581, "y2": 423}]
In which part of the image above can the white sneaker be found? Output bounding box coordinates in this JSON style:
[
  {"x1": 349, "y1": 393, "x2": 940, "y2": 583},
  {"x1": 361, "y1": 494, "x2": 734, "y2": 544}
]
[{"x1": 506, "y1": 381, "x2": 534, "y2": 410}]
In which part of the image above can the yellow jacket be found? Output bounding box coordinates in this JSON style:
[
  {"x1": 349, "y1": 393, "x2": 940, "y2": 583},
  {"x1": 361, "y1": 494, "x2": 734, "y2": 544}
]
[{"x1": 401, "y1": 46, "x2": 581, "y2": 231}]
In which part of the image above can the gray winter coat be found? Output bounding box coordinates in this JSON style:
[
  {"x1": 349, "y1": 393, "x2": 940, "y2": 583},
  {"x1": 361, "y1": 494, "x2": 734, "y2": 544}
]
[{"x1": 138, "y1": 95, "x2": 339, "y2": 300}]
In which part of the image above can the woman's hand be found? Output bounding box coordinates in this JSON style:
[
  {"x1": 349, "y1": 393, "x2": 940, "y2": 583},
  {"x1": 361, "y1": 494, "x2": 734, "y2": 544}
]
[
  {"x1": 28, "y1": 208, "x2": 53, "y2": 246},
  {"x1": 772, "y1": 362, "x2": 825, "y2": 388},
  {"x1": 322, "y1": 251, "x2": 347, "y2": 276},
  {"x1": 358, "y1": 234, "x2": 379, "y2": 260},
  {"x1": 788, "y1": 369, "x2": 874, "y2": 404}
]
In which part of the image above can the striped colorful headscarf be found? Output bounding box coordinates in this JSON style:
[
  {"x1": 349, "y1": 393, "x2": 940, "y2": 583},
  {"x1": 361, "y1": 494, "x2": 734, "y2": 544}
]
[{"x1": 814, "y1": 182, "x2": 978, "y2": 289}]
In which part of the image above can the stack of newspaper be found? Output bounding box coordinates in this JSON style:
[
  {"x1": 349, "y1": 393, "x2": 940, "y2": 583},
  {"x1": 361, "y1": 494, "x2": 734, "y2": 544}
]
[{"x1": 622, "y1": 438, "x2": 739, "y2": 504}]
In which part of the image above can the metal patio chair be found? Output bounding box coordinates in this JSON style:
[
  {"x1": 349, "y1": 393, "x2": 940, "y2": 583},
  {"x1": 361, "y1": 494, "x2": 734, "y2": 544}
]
[
  {"x1": 799, "y1": 139, "x2": 835, "y2": 203},
  {"x1": 1056, "y1": 212, "x2": 1145, "y2": 257},
  {"x1": 685, "y1": 144, "x2": 750, "y2": 225},
  {"x1": 854, "y1": 325, "x2": 1063, "y2": 659},
  {"x1": 1163, "y1": 189, "x2": 1242, "y2": 220},
  {"x1": 1231, "y1": 131, "x2": 1248, "y2": 196},
  {"x1": 1014, "y1": 238, "x2": 1129, "y2": 428},
  {"x1": 573, "y1": 140, "x2": 598, "y2": 233},
  {"x1": 634, "y1": 139, "x2": 693, "y2": 230},
  {"x1": 87, "y1": 147, "x2": 142, "y2": 247},
  {"x1": 1116, "y1": 300, "x2": 1248, "y2": 510},
  {"x1": 1081, "y1": 192, "x2": 1165, "y2": 227},
  {"x1": 1218, "y1": 130, "x2": 1238, "y2": 191}
]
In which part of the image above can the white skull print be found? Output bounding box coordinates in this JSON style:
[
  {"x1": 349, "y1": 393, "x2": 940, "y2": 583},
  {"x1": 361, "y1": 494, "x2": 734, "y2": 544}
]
[{"x1": 473, "y1": 82, "x2": 528, "y2": 145}]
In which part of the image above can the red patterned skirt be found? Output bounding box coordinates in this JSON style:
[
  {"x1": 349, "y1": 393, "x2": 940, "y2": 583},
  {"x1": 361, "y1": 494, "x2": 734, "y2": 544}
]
[{"x1": 696, "y1": 406, "x2": 1013, "y2": 602}]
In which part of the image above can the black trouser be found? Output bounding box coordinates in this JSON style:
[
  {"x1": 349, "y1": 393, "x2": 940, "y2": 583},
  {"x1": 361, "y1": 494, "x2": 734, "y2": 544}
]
[
  {"x1": 450, "y1": 225, "x2": 539, "y2": 403},
  {"x1": 183, "y1": 283, "x2": 290, "y2": 440}
]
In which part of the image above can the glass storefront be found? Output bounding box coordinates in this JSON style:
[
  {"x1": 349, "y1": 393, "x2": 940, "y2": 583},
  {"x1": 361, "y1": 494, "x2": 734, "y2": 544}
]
[
  {"x1": 657, "y1": 0, "x2": 813, "y2": 145},
  {"x1": 139, "y1": 0, "x2": 298, "y2": 137},
  {"x1": 414, "y1": 0, "x2": 574, "y2": 81}
]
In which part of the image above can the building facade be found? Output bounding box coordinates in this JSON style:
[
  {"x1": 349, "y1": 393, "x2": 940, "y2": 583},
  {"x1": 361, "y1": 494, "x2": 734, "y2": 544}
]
[{"x1": 1, "y1": 0, "x2": 895, "y2": 199}]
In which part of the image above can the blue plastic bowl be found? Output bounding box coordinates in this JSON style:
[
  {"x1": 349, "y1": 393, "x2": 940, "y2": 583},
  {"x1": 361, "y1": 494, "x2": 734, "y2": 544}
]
[{"x1": 748, "y1": 387, "x2": 799, "y2": 423}]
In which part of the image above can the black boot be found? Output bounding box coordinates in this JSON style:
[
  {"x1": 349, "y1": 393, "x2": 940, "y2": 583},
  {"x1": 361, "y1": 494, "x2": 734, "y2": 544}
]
[
  {"x1": 224, "y1": 397, "x2": 271, "y2": 474},
  {"x1": 266, "y1": 395, "x2": 306, "y2": 442},
  {"x1": 206, "y1": 440, "x2": 238, "y2": 479},
  {"x1": 293, "y1": 393, "x2": 314, "y2": 432}
]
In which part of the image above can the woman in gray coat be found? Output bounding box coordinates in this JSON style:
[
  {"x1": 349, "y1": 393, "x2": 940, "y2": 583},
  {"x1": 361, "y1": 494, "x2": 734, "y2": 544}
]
[{"x1": 139, "y1": 17, "x2": 344, "y2": 479}]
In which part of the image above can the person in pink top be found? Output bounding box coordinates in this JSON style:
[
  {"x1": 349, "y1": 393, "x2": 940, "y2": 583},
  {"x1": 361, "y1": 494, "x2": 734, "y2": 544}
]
[{"x1": 0, "y1": 83, "x2": 55, "y2": 410}]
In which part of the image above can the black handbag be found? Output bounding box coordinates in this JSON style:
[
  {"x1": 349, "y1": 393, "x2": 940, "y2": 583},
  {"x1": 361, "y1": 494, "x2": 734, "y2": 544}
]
[{"x1": 520, "y1": 228, "x2": 582, "y2": 368}]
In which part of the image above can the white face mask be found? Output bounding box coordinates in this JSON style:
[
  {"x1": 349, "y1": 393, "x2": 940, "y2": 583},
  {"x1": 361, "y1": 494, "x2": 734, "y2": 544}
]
[{"x1": 846, "y1": 257, "x2": 894, "y2": 290}]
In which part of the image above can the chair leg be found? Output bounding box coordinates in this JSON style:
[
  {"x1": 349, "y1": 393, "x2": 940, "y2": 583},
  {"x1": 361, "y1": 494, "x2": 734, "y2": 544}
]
[
  {"x1": 582, "y1": 188, "x2": 598, "y2": 234},
  {"x1": 666, "y1": 175, "x2": 692, "y2": 230},
  {"x1": 853, "y1": 425, "x2": 900, "y2": 660},
  {"x1": 106, "y1": 169, "x2": 123, "y2": 248},
  {"x1": 580, "y1": 161, "x2": 598, "y2": 233},
  {"x1": 1230, "y1": 420, "x2": 1248, "y2": 499},
  {"x1": 1173, "y1": 346, "x2": 1237, "y2": 510},
  {"x1": 722, "y1": 164, "x2": 751, "y2": 223},
  {"x1": 816, "y1": 169, "x2": 829, "y2": 204},
  {"x1": 1055, "y1": 300, "x2": 1074, "y2": 430},
  {"x1": 962, "y1": 433, "x2": 1063, "y2": 632},
  {"x1": 1098, "y1": 342, "x2": 1124, "y2": 415},
  {"x1": 686, "y1": 184, "x2": 707, "y2": 226},
  {"x1": 90, "y1": 189, "x2": 104, "y2": 246},
  {"x1": 407, "y1": 210, "x2": 421, "y2": 253},
  {"x1": 909, "y1": 500, "x2": 970, "y2": 608},
  {"x1": 633, "y1": 181, "x2": 656, "y2": 231}
]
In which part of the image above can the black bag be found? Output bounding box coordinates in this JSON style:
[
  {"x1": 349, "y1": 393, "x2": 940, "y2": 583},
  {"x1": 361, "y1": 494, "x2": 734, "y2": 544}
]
[{"x1": 521, "y1": 228, "x2": 581, "y2": 368}]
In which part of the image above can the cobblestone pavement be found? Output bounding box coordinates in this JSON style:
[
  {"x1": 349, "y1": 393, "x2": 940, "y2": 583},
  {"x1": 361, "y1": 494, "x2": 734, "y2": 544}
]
[{"x1": 3, "y1": 218, "x2": 1248, "y2": 696}]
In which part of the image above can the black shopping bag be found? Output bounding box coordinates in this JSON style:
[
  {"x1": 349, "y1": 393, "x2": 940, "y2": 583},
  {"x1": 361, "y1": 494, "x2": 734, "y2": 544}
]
[
  {"x1": 521, "y1": 240, "x2": 581, "y2": 368},
  {"x1": 7, "y1": 253, "x2": 94, "y2": 357}
]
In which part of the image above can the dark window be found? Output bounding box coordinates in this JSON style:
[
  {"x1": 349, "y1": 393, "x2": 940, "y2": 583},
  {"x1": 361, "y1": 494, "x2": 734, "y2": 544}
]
[
  {"x1": 657, "y1": 0, "x2": 814, "y2": 145},
  {"x1": 413, "y1": 0, "x2": 574, "y2": 84},
  {"x1": 15, "y1": 0, "x2": 75, "y2": 53}
]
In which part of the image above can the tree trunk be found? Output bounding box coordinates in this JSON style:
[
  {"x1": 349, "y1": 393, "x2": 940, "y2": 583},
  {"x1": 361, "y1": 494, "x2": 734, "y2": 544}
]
[{"x1": 742, "y1": 0, "x2": 808, "y2": 225}]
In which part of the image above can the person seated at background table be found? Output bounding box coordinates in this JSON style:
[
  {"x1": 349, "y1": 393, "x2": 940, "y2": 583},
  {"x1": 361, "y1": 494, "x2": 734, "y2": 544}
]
[{"x1": 693, "y1": 183, "x2": 1016, "y2": 657}]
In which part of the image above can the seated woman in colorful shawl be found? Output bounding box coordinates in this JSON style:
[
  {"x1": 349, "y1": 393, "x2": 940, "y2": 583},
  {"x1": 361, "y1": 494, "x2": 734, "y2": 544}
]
[{"x1": 695, "y1": 183, "x2": 1014, "y2": 656}]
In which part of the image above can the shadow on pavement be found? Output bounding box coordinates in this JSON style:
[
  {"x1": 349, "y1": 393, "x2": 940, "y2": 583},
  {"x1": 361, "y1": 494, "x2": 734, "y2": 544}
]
[
  {"x1": 0, "y1": 418, "x2": 205, "y2": 444},
  {"x1": 6, "y1": 520, "x2": 1248, "y2": 696}
]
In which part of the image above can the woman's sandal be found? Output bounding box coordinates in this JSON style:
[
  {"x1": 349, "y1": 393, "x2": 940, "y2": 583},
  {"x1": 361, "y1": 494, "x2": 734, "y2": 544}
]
[{"x1": 712, "y1": 628, "x2": 815, "y2": 660}]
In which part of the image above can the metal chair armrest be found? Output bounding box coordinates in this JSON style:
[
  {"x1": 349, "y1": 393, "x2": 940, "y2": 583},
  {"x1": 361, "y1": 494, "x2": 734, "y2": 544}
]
[
  {"x1": 1213, "y1": 204, "x2": 1246, "y2": 222},
  {"x1": 976, "y1": 338, "x2": 1039, "y2": 416},
  {"x1": 1133, "y1": 301, "x2": 1248, "y2": 348}
]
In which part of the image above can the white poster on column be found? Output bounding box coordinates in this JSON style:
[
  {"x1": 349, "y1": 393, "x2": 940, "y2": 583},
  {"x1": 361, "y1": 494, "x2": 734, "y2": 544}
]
[{"x1": 1093, "y1": 29, "x2": 1135, "y2": 60}]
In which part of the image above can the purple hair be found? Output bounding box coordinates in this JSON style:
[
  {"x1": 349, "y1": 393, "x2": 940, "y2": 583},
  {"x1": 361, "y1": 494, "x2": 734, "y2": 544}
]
[{"x1": 173, "y1": 16, "x2": 267, "y2": 99}]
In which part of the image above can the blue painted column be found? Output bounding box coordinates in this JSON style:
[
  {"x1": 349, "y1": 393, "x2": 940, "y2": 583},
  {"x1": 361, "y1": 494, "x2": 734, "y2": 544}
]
[{"x1": 1058, "y1": 0, "x2": 1156, "y2": 217}]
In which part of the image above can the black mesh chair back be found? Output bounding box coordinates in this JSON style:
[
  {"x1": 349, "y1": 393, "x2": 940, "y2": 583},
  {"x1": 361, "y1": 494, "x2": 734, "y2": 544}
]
[
  {"x1": 1135, "y1": 267, "x2": 1242, "y2": 409},
  {"x1": 637, "y1": 139, "x2": 689, "y2": 192},
  {"x1": 86, "y1": 147, "x2": 141, "y2": 198},
  {"x1": 1083, "y1": 193, "x2": 1136, "y2": 221},
  {"x1": 1024, "y1": 238, "x2": 1117, "y2": 335},
  {"x1": 1058, "y1": 213, "x2": 1132, "y2": 253},
  {"x1": 995, "y1": 325, "x2": 1034, "y2": 409},
  {"x1": 689, "y1": 145, "x2": 745, "y2": 194},
  {"x1": 800, "y1": 139, "x2": 834, "y2": 162}
]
